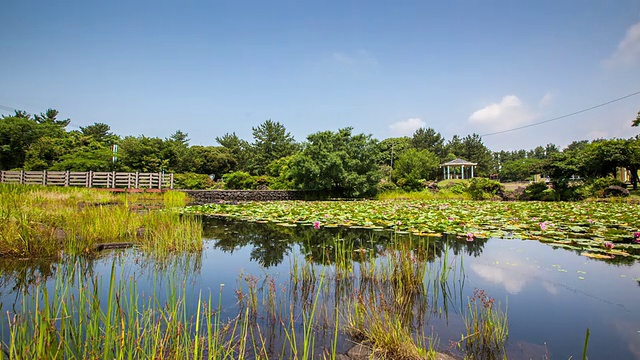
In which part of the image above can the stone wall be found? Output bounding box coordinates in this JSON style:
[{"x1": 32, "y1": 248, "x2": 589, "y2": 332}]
[{"x1": 181, "y1": 190, "x2": 320, "y2": 204}]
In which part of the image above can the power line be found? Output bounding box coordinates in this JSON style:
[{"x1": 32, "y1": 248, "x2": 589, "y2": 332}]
[{"x1": 480, "y1": 90, "x2": 640, "y2": 137}]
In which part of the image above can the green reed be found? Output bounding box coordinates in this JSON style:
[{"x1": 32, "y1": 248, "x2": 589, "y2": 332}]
[
  {"x1": 461, "y1": 288, "x2": 509, "y2": 359},
  {"x1": 0, "y1": 184, "x2": 201, "y2": 258}
]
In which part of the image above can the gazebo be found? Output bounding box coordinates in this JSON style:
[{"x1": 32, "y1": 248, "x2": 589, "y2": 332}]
[{"x1": 440, "y1": 158, "x2": 477, "y2": 180}]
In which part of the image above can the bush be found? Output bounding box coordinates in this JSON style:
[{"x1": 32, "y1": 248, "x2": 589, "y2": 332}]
[
  {"x1": 522, "y1": 182, "x2": 554, "y2": 201},
  {"x1": 174, "y1": 173, "x2": 215, "y2": 190},
  {"x1": 586, "y1": 178, "x2": 627, "y2": 198},
  {"x1": 438, "y1": 180, "x2": 469, "y2": 194},
  {"x1": 377, "y1": 178, "x2": 399, "y2": 193},
  {"x1": 466, "y1": 177, "x2": 503, "y2": 200},
  {"x1": 222, "y1": 171, "x2": 257, "y2": 190}
]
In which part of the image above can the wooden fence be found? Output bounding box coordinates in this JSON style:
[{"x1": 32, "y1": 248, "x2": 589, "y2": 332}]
[{"x1": 0, "y1": 171, "x2": 173, "y2": 190}]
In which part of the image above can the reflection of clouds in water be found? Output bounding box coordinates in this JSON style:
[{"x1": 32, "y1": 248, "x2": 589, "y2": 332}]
[
  {"x1": 471, "y1": 247, "x2": 558, "y2": 296},
  {"x1": 542, "y1": 281, "x2": 559, "y2": 295},
  {"x1": 614, "y1": 320, "x2": 640, "y2": 359},
  {"x1": 472, "y1": 263, "x2": 526, "y2": 294}
]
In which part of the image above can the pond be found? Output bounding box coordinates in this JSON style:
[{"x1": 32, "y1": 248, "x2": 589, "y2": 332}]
[{"x1": 0, "y1": 217, "x2": 639, "y2": 359}]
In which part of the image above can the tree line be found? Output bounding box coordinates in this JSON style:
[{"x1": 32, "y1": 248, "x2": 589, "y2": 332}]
[{"x1": 1, "y1": 109, "x2": 639, "y2": 197}]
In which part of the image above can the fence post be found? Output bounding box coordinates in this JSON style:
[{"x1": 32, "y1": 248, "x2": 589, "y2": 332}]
[
  {"x1": 135, "y1": 172, "x2": 139, "y2": 189},
  {"x1": 65, "y1": 170, "x2": 70, "y2": 186},
  {"x1": 158, "y1": 172, "x2": 162, "y2": 190},
  {"x1": 87, "y1": 171, "x2": 92, "y2": 188},
  {"x1": 20, "y1": 170, "x2": 25, "y2": 184},
  {"x1": 43, "y1": 170, "x2": 47, "y2": 185},
  {"x1": 170, "y1": 173, "x2": 174, "y2": 189},
  {"x1": 0, "y1": 171, "x2": 3, "y2": 183}
]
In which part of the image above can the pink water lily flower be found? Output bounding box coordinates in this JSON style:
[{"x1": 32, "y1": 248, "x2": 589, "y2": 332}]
[
  {"x1": 466, "y1": 233, "x2": 474, "y2": 242},
  {"x1": 604, "y1": 242, "x2": 614, "y2": 250},
  {"x1": 313, "y1": 221, "x2": 321, "y2": 229},
  {"x1": 633, "y1": 232, "x2": 640, "y2": 243}
]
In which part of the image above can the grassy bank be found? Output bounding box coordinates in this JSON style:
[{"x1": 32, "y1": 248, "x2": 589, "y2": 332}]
[{"x1": 0, "y1": 184, "x2": 201, "y2": 258}]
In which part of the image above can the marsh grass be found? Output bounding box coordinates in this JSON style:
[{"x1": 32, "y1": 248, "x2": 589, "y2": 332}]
[
  {"x1": 3, "y1": 262, "x2": 249, "y2": 360},
  {"x1": 0, "y1": 184, "x2": 201, "y2": 258},
  {"x1": 461, "y1": 288, "x2": 508, "y2": 359}
]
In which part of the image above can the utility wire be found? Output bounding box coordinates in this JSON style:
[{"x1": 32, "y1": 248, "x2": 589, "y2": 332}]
[{"x1": 481, "y1": 90, "x2": 640, "y2": 137}]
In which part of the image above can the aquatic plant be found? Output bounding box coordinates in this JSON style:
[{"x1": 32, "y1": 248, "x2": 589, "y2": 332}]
[
  {"x1": 0, "y1": 184, "x2": 201, "y2": 258},
  {"x1": 183, "y1": 199, "x2": 640, "y2": 260},
  {"x1": 461, "y1": 288, "x2": 508, "y2": 359}
]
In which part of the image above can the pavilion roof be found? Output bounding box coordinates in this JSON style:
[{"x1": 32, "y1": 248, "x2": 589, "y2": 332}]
[{"x1": 440, "y1": 158, "x2": 477, "y2": 167}]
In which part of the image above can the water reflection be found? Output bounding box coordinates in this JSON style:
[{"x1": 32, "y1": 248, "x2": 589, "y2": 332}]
[
  {"x1": 0, "y1": 218, "x2": 638, "y2": 359},
  {"x1": 203, "y1": 217, "x2": 487, "y2": 268}
]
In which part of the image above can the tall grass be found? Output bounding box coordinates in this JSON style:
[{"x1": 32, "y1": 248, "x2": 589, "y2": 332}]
[
  {"x1": 461, "y1": 288, "x2": 509, "y2": 359},
  {"x1": 0, "y1": 184, "x2": 201, "y2": 258}
]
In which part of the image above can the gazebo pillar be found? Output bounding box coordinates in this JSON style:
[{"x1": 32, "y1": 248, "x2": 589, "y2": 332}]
[
  {"x1": 471, "y1": 166, "x2": 474, "y2": 178},
  {"x1": 461, "y1": 165, "x2": 465, "y2": 179}
]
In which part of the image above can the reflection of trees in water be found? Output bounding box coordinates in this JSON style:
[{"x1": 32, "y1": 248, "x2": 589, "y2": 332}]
[{"x1": 202, "y1": 217, "x2": 488, "y2": 268}]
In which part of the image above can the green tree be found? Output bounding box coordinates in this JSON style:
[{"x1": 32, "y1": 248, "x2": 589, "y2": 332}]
[
  {"x1": 118, "y1": 135, "x2": 166, "y2": 172},
  {"x1": 186, "y1": 146, "x2": 236, "y2": 177},
  {"x1": 289, "y1": 128, "x2": 382, "y2": 197},
  {"x1": 378, "y1": 137, "x2": 411, "y2": 167},
  {"x1": 623, "y1": 136, "x2": 640, "y2": 189},
  {"x1": 445, "y1": 134, "x2": 494, "y2": 176},
  {"x1": 411, "y1": 127, "x2": 445, "y2": 159},
  {"x1": 393, "y1": 148, "x2": 439, "y2": 191},
  {"x1": 162, "y1": 130, "x2": 190, "y2": 172},
  {"x1": 80, "y1": 122, "x2": 115, "y2": 144},
  {"x1": 249, "y1": 120, "x2": 298, "y2": 175},
  {"x1": 632, "y1": 110, "x2": 640, "y2": 127},
  {"x1": 499, "y1": 158, "x2": 542, "y2": 182},
  {"x1": 216, "y1": 132, "x2": 251, "y2": 171}
]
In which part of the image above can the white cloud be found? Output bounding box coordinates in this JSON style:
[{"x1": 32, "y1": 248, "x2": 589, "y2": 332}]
[
  {"x1": 469, "y1": 95, "x2": 535, "y2": 131},
  {"x1": 389, "y1": 117, "x2": 425, "y2": 136},
  {"x1": 471, "y1": 263, "x2": 526, "y2": 294},
  {"x1": 331, "y1": 49, "x2": 378, "y2": 67},
  {"x1": 605, "y1": 22, "x2": 640, "y2": 67},
  {"x1": 539, "y1": 92, "x2": 553, "y2": 107}
]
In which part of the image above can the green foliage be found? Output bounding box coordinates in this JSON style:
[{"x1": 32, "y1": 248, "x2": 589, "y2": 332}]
[
  {"x1": 249, "y1": 120, "x2": 298, "y2": 175},
  {"x1": 445, "y1": 134, "x2": 495, "y2": 176},
  {"x1": 378, "y1": 137, "x2": 411, "y2": 167},
  {"x1": 584, "y1": 177, "x2": 627, "y2": 198},
  {"x1": 438, "y1": 179, "x2": 469, "y2": 194},
  {"x1": 377, "y1": 178, "x2": 399, "y2": 193},
  {"x1": 466, "y1": 177, "x2": 503, "y2": 200},
  {"x1": 521, "y1": 182, "x2": 554, "y2": 201},
  {"x1": 499, "y1": 158, "x2": 542, "y2": 182},
  {"x1": 411, "y1": 127, "x2": 445, "y2": 159},
  {"x1": 184, "y1": 145, "x2": 236, "y2": 177},
  {"x1": 393, "y1": 148, "x2": 439, "y2": 191},
  {"x1": 174, "y1": 173, "x2": 216, "y2": 190},
  {"x1": 223, "y1": 171, "x2": 257, "y2": 190},
  {"x1": 289, "y1": 127, "x2": 382, "y2": 198},
  {"x1": 216, "y1": 132, "x2": 251, "y2": 171}
]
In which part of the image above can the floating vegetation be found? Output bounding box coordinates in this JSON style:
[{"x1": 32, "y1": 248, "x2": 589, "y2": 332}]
[{"x1": 183, "y1": 199, "x2": 640, "y2": 260}]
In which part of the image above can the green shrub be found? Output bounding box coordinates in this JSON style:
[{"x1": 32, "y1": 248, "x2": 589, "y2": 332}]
[
  {"x1": 377, "y1": 178, "x2": 399, "y2": 193},
  {"x1": 522, "y1": 182, "x2": 553, "y2": 201},
  {"x1": 586, "y1": 178, "x2": 627, "y2": 198},
  {"x1": 174, "y1": 173, "x2": 215, "y2": 190},
  {"x1": 466, "y1": 177, "x2": 503, "y2": 200},
  {"x1": 222, "y1": 171, "x2": 257, "y2": 190},
  {"x1": 438, "y1": 180, "x2": 469, "y2": 194}
]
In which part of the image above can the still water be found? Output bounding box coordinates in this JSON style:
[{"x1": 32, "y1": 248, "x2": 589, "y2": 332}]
[{"x1": 0, "y1": 217, "x2": 638, "y2": 359}]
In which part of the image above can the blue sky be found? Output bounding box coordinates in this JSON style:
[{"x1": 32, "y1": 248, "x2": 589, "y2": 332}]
[{"x1": 2, "y1": 1, "x2": 639, "y2": 151}]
